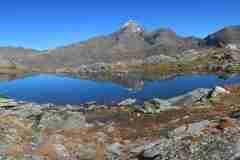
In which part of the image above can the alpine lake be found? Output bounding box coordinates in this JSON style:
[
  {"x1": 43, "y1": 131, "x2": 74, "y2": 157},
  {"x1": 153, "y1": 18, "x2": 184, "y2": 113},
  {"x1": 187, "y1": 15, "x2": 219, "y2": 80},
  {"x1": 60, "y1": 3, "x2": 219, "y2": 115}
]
[{"x1": 0, "y1": 73, "x2": 239, "y2": 105}]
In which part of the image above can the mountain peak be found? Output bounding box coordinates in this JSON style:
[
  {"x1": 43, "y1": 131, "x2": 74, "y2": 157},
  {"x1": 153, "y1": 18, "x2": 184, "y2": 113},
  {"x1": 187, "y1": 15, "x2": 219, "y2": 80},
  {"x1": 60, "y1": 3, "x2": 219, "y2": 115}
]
[{"x1": 120, "y1": 20, "x2": 144, "y2": 33}]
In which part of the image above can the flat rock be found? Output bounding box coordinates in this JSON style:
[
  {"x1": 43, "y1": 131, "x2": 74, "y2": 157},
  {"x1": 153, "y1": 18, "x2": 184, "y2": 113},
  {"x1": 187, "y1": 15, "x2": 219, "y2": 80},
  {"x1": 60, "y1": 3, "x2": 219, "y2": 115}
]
[
  {"x1": 211, "y1": 86, "x2": 230, "y2": 97},
  {"x1": 168, "y1": 88, "x2": 211, "y2": 106},
  {"x1": 118, "y1": 98, "x2": 136, "y2": 106},
  {"x1": 171, "y1": 120, "x2": 210, "y2": 137},
  {"x1": 39, "y1": 110, "x2": 86, "y2": 129}
]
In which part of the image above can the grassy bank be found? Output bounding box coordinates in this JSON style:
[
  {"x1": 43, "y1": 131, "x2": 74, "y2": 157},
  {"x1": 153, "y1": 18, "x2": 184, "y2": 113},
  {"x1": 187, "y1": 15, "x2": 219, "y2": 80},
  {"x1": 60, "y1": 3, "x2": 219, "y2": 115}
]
[{"x1": 0, "y1": 64, "x2": 28, "y2": 75}]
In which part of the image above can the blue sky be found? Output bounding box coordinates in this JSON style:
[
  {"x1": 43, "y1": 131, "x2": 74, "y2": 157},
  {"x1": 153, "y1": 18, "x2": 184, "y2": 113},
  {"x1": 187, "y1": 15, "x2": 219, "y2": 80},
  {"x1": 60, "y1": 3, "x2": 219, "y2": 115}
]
[{"x1": 0, "y1": 0, "x2": 239, "y2": 50}]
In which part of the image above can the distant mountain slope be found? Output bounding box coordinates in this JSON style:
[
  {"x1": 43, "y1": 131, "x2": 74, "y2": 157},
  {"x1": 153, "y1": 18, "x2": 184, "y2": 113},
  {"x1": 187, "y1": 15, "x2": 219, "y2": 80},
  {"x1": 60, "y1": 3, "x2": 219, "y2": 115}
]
[
  {"x1": 144, "y1": 28, "x2": 205, "y2": 57},
  {"x1": 0, "y1": 22, "x2": 239, "y2": 69},
  {"x1": 42, "y1": 20, "x2": 150, "y2": 66},
  {"x1": 25, "y1": 21, "x2": 205, "y2": 67},
  {"x1": 205, "y1": 25, "x2": 240, "y2": 47},
  {"x1": 0, "y1": 47, "x2": 40, "y2": 65}
]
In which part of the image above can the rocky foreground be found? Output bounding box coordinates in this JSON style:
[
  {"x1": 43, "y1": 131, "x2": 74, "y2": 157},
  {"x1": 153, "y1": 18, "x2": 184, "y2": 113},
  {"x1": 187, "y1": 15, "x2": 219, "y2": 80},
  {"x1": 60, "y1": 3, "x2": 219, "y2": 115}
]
[{"x1": 1, "y1": 85, "x2": 240, "y2": 159}]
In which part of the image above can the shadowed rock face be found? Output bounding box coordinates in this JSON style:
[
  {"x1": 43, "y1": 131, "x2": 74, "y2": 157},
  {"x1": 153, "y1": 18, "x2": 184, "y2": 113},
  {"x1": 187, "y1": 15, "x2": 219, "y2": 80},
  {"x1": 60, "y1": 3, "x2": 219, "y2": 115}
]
[
  {"x1": 205, "y1": 26, "x2": 240, "y2": 47},
  {"x1": 144, "y1": 29, "x2": 205, "y2": 57},
  {"x1": 144, "y1": 28, "x2": 181, "y2": 46}
]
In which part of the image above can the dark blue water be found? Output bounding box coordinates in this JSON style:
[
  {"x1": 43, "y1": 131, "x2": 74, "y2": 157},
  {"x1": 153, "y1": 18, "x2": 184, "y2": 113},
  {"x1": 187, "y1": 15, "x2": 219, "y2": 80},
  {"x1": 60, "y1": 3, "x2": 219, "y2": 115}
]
[{"x1": 0, "y1": 74, "x2": 239, "y2": 105}]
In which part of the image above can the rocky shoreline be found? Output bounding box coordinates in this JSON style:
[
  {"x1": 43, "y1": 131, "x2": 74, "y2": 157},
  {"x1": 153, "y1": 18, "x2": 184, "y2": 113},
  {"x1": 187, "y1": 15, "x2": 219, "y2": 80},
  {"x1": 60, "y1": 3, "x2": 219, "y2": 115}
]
[{"x1": 1, "y1": 85, "x2": 240, "y2": 159}]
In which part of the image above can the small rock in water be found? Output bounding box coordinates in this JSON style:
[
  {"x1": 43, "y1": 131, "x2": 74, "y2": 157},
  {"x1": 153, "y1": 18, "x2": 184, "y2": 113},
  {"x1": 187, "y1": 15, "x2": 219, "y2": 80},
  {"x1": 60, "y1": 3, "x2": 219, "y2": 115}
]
[
  {"x1": 118, "y1": 98, "x2": 136, "y2": 106},
  {"x1": 85, "y1": 101, "x2": 97, "y2": 105}
]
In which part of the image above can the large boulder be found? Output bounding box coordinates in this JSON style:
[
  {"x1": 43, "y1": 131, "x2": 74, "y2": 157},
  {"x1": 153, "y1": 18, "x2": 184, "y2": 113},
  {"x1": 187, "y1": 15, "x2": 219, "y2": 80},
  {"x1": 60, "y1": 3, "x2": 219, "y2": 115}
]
[
  {"x1": 168, "y1": 88, "x2": 212, "y2": 106},
  {"x1": 171, "y1": 120, "x2": 210, "y2": 138},
  {"x1": 135, "y1": 88, "x2": 211, "y2": 114},
  {"x1": 39, "y1": 111, "x2": 86, "y2": 129},
  {"x1": 140, "y1": 101, "x2": 179, "y2": 114},
  {"x1": 5, "y1": 104, "x2": 43, "y2": 119},
  {"x1": 210, "y1": 86, "x2": 230, "y2": 98},
  {"x1": 118, "y1": 98, "x2": 136, "y2": 106}
]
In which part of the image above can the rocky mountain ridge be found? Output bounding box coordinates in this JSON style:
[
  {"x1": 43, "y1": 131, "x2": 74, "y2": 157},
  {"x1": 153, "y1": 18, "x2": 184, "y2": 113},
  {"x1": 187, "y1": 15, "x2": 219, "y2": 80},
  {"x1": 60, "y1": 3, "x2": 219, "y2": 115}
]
[{"x1": 0, "y1": 22, "x2": 239, "y2": 69}]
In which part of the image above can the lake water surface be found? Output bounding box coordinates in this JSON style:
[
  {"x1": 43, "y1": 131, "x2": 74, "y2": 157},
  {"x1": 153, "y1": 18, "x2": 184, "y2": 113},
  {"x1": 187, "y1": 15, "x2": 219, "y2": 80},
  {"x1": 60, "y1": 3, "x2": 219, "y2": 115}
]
[{"x1": 0, "y1": 73, "x2": 239, "y2": 105}]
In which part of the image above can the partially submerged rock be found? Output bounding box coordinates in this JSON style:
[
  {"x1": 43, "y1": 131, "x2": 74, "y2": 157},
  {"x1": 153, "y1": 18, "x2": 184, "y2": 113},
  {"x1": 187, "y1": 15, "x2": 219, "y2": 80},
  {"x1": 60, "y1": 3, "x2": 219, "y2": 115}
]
[
  {"x1": 133, "y1": 88, "x2": 212, "y2": 114},
  {"x1": 168, "y1": 88, "x2": 212, "y2": 106},
  {"x1": 118, "y1": 98, "x2": 136, "y2": 106}
]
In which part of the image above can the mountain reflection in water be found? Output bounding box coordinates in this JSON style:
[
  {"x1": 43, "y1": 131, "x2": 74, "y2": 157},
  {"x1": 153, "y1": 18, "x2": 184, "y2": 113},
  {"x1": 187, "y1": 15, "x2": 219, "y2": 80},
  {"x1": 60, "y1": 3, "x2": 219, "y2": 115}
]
[{"x1": 0, "y1": 73, "x2": 238, "y2": 105}]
